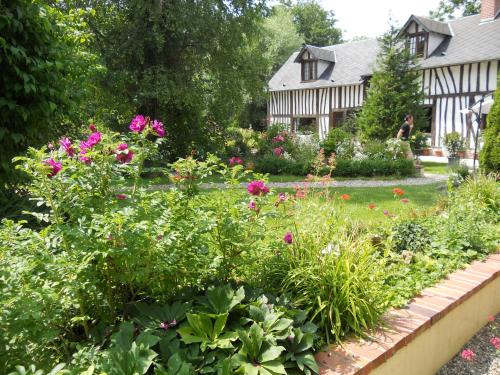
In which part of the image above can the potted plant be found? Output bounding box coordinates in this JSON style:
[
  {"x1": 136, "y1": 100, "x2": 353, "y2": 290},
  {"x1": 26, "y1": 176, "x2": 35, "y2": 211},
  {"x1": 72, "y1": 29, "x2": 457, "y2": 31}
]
[
  {"x1": 409, "y1": 131, "x2": 429, "y2": 157},
  {"x1": 442, "y1": 131, "x2": 464, "y2": 166}
]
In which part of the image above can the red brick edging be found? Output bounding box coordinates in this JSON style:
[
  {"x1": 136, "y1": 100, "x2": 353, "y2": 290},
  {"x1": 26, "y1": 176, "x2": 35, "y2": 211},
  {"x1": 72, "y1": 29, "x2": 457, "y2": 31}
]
[{"x1": 316, "y1": 253, "x2": 500, "y2": 375}]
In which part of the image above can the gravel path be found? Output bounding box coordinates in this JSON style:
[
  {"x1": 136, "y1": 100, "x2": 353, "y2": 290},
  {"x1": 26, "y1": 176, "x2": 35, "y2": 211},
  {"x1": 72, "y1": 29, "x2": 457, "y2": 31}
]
[
  {"x1": 148, "y1": 173, "x2": 447, "y2": 191},
  {"x1": 437, "y1": 314, "x2": 500, "y2": 375}
]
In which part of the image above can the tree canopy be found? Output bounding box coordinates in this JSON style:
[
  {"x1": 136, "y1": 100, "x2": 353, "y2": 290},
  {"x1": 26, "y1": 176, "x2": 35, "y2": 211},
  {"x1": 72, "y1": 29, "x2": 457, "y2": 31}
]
[
  {"x1": 291, "y1": 0, "x2": 343, "y2": 47},
  {"x1": 429, "y1": 0, "x2": 481, "y2": 20},
  {"x1": 357, "y1": 24, "x2": 426, "y2": 140}
]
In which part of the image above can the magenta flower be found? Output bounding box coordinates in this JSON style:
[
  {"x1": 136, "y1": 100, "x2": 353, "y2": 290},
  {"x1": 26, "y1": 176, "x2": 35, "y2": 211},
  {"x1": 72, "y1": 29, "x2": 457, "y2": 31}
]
[
  {"x1": 278, "y1": 192, "x2": 287, "y2": 202},
  {"x1": 59, "y1": 137, "x2": 75, "y2": 157},
  {"x1": 248, "y1": 200, "x2": 256, "y2": 210},
  {"x1": 130, "y1": 115, "x2": 147, "y2": 133},
  {"x1": 89, "y1": 124, "x2": 97, "y2": 132},
  {"x1": 87, "y1": 132, "x2": 101, "y2": 147},
  {"x1": 283, "y1": 232, "x2": 293, "y2": 244},
  {"x1": 159, "y1": 322, "x2": 170, "y2": 331},
  {"x1": 274, "y1": 147, "x2": 283, "y2": 157},
  {"x1": 460, "y1": 349, "x2": 476, "y2": 361},
  {"x1": 229, "y1": 156, "x2": 243, "y2": 166},
  {"x1": 44, "y1": 159, "x2": 62, "y2": 177},
  {"x1": 490, "y1": 337, "x2": 500, "y2": 350},
  {"x1": 115, "y1": 143, "x2": 134, "y2": 164},
  {"x1": 152, "y1": 119, "x2": 165, "y2": 137},
  {"x1": 79, "y1": 148, "x2": 91, "y2": 164},
  {"x1": 247, "y1": 180, "x2": 269, "y2": 196},
  {"x1": 116, "y1": 194, "x2": 127, "y2": 200},
  {"x1": 383, "y1": 210, "x2": 389, "y2": 216}
]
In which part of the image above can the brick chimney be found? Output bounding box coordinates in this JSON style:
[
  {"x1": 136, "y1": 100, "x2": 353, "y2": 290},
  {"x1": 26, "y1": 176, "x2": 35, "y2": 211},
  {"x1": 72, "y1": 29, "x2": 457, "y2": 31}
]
[{"x1": 480, "y1": 0, "x2": 500, "y2": 21}]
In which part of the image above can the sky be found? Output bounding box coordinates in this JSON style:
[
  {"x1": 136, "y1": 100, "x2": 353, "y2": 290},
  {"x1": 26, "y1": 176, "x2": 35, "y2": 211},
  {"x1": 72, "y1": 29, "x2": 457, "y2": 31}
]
[{"x1": 318, "y1": 0, "x2": 445, "y2": 40}]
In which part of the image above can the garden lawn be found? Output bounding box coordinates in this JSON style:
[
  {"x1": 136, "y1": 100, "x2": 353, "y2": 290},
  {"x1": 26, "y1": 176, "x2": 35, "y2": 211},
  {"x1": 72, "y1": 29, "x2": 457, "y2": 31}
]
[
  {"x1": 421, "y1": 161, "x2": 449, "y2": 175},
  {"x1": 203, "y1": 182, "x2": 445, "y2": 226}
]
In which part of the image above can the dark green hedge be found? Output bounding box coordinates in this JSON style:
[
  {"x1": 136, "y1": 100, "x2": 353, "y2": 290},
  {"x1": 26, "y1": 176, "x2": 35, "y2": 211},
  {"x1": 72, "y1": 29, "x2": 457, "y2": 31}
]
[{"x1": 333, "y1": 159, "x2": 415, "y2": 177}]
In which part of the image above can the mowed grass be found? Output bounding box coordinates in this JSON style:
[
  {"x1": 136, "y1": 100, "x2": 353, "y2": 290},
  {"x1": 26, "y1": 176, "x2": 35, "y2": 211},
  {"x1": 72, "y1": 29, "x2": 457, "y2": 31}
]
[
  {"x1": 421, "y1": 161, "x2": 448, "y2": 175},
  {"x1": 203, "y1": 183, "x2": 446, "y2": 226}
]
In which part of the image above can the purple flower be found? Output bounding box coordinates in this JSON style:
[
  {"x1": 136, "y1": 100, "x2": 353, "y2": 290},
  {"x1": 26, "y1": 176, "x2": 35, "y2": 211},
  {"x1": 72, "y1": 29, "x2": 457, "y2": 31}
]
[
  {"x1": 116, "y1": 194, "x2": 127, "y2": 200},
  {"x1": 44, "y1": 159, "x2": 62, "y2": 177},
  {"x1": 115, "y1": 143, "x2": 134, "y2": 164},
  {"x1": 247, "y1": 180, "x2": 269, "y2": 196},
  {"x1": 130, "y1": 115, "x2": 147, "y2": 133},
  {"x1": 248, "y1": 200, "x2": 256, "y2": 210},
  {"x1": 278, "y1": 192, "x2": 287, "y2": 202},
  {"x1": 87, "y1": 132, "x2": 101, "y2": 147},
  {"x1": 59, "y1": 137, "x2": 75, "y2": 157},
  {"x1": 283, "y1": 232, "x2": 293, "y2": 244},
  {"x1": 159, "y1": 322, "x2": 170, "y2": 331},
  {"x1": 152, "y1": 119, "x2": 165, "y2": 137}
]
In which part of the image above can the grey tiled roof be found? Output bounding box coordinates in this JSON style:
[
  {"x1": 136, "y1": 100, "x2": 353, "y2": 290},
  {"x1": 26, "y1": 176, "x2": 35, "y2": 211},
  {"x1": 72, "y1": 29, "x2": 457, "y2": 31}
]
[
  {"x1": 401, "y1": 15, "x2": 452, "y2": 36},
  {"x1": 294, "y1": 45, "x2": 336, "y2": 63},
  {"x1": 269, "y1": 15, "x2": 500, "y2": 92}
]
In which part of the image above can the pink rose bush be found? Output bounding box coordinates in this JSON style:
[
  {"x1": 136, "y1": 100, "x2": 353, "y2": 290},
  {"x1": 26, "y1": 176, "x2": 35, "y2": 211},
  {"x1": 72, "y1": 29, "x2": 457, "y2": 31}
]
[
  {"x1": 130, "y1": 114, "x2": 165, "y2": 137},
  {"x1": 130, "y1": 115, "x2": 147, "y2": 133},
  {"x1": 274, "y1": 147, "x2": 283, "y2": 157},
  {"x1": 229, "y1": 156, "x2": 243, "y2": 167},
  {"x1": 59, "y1": 138, "x2": 75, "y2": 157},
  {"x1": 44, "y1": 159, "x2": 62, "y2": 177}
]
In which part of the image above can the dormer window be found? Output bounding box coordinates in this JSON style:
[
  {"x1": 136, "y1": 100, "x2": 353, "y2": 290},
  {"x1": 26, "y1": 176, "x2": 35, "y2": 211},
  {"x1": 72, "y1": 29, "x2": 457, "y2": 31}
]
[
  {"x1": 409, "y1": 32, "x2": 427, "y2": 57},
  {"x1": 301, "y1": 51, "x2": 317, "y2": 81}
]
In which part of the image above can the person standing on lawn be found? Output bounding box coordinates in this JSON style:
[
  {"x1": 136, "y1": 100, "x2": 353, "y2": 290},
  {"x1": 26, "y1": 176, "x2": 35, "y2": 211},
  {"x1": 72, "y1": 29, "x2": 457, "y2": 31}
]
[{"x1": 397, "y1": 114, "x2": 414, "y2": 159}]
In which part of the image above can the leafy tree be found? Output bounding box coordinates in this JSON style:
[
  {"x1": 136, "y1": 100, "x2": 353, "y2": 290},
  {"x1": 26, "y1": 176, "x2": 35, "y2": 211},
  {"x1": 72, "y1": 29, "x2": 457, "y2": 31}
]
[
  {"x1": 0, "y1": 0, "x2": 78, "y2": 186},
  {"x1": 82, "y1": 0, "x2": 268, "y2": 160},
  {"x1": 480, "y1": 75, "x2": 500, "y2": 173},
  {"x1": 291, "y1": 0, "x2": 343, "y2": 47},
  {"x1": 430, "y1": 0, "x2": 481, "y2": 20},
  {"x1": 357, "y1": 23, "x2": 426, "y2": 140}
]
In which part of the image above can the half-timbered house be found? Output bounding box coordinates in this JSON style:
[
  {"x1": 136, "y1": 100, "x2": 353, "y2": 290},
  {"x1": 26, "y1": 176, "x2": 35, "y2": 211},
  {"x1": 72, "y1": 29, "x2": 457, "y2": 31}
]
[{"x1": 267, "y1": 0, "x2": 500, "y2": 150}]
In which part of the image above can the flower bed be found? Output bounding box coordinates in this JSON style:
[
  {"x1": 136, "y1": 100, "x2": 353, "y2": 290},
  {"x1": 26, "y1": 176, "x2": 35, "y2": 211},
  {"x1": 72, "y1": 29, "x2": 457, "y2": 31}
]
[{"x1": 1, "y1": 116, "x2": 498, "y2": 373}]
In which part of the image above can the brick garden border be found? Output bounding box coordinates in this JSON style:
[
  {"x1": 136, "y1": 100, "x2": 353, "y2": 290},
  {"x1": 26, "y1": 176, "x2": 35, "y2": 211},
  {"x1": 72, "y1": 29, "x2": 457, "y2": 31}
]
[{"x1": 316, "y1": 253, "x2": 500, "y2": 375}]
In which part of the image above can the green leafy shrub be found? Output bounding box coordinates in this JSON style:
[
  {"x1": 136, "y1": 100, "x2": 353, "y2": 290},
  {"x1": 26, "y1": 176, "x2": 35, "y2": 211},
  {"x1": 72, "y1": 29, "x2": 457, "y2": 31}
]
[
  {"x1": 391, "y1": 220, "x2": 431, "y2": 253},
  {"x1": 480, "y1": 76, "x2": 500, "y2": 173},
  {"x1": 320, "y1": 129, "x2": 352, "y2": 157},
  {"x1": 254, "y1": 154, "x2": 311, "y2": 175},
  {"x1": 442, "y1": 131, "x2": 465, "y2": 157},
  {"x1": 332, "y1": 159, "x2": 415, "y2": 177},
  {"x1": 363, "y1": 139, "x2": 390, "y2": 160},
  {"x1": 60, "y1": 285, "x2": 319, "y2": 374}
]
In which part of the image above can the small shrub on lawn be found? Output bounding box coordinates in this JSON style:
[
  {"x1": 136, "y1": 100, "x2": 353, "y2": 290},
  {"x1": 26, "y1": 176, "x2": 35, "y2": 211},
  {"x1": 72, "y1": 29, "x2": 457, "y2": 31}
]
[{"x1": 391, "y1": 220, "x2": 431, "y2": 253}]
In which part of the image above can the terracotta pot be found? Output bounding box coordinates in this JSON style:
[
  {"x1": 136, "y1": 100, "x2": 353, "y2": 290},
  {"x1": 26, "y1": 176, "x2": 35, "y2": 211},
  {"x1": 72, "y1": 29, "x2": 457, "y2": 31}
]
[
  {"x1": 434, "y1": 149, "x2": 443, "y2": 157},
  {"x1": 457, "y1": 151, "x2": 466, "y2": 158},
  {"x1": 422, "y1": 148, "x2": 431, "y2": 156}
]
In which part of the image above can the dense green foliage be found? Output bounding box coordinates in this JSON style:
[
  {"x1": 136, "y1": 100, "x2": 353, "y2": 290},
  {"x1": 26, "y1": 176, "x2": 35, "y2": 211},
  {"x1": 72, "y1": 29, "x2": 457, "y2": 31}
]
[
  {"x1": 480, "y1": 76, "x2": 500, "y2": 173},
  {"x1": 290, "y1": 0, "x2": 343, "y2": 46},
  {"x1": 333, "y1": 159, "x2": 415, "y2": 177},
  {"x1": 357, "y1": 24, "x2": 426, "y2": 140},
  {"x1": 0, "y1": 0, "x2": 96, "y2": 186},
  {"x1": 430, "y1": 0, "x2": 481, "y2": 20}
]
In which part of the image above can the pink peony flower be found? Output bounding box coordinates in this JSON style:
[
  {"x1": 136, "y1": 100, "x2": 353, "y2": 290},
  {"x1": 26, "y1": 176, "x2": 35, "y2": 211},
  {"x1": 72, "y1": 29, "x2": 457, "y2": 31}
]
[
  {"x1": 248, "y1": 200, "x2": 256, "y2": 210},
  {"x1": 115, "y1": 143, "x2": 134, "y2": 164},
  {"x1": 89, "y1": 124, "x2": 97, "y2": 132},
  {"x1": 460, "y1": 349, "x2": 476, "y2": 361},
  {"x1": 229, "y1": 156, "x2": 243, "y2": 166},
  {"x1": 59, "y1": 137, "x2": 75, "y2": 157},
  {"x1": 130, "y1": 115, "x2": 147, "y2": 133},
  {"x1": 116, "y1": 194, "x2": 127, "y2": 200},
  {"x1": 490, "y1": 337, "x2": 500, "y2": 350},
  {"x1": 247, "y1": 180, "x2": 269, "y2": 196},
  {"x1": 283, "y1": 232, "x2": 293, "y2": 244},
  {"x1": 274, "y1": 147, "x2": 283, "y2": 156},
  {"x1": 87, "y1": 132, "x2": 101, "y2": 147},
  {"x1": 152, "y1": 119, "x2": 165, "y2": 137},
  {"x1": 44, "y1": 159, "x2": 62, "y2": 177},
  {"x1": 272, "y1": 135, "x2": 285, "y2": 143}
]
